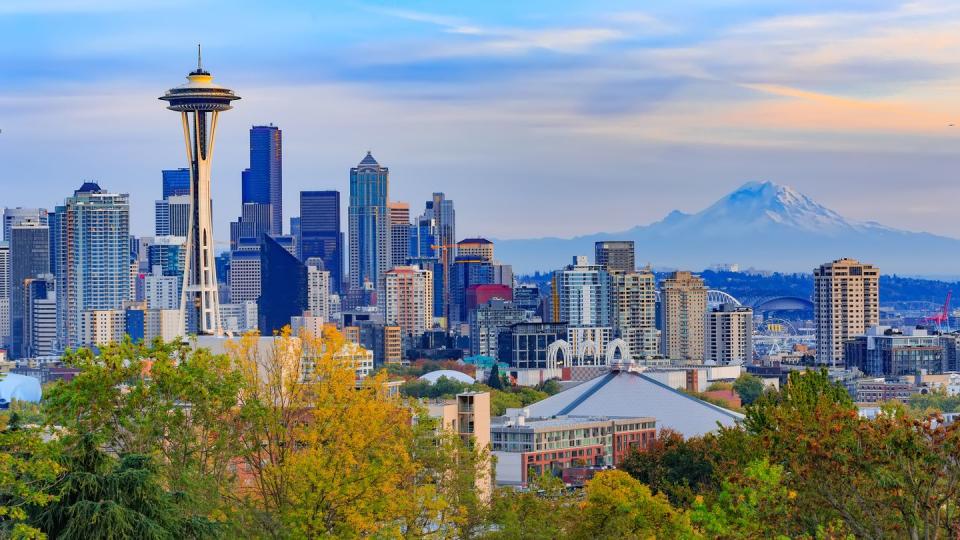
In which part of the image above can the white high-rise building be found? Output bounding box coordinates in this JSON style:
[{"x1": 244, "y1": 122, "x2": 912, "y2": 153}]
[
  {"x1": 305, "y1": 258, "x2": 330, "y2": 322},
  {"x1": 160, "y1": 50, "x2": 240, "y2": 335},
  {"x1": 705, "y1": 304, "x2": 754, "y2": 365},
  {"x1": 814, "y1": 258, "x2": 880, "y2": 366},
  {"x1": 79, "y1": 309, "x2": 125, "y2": 348},
  {"x1": 145, "y1": 266, "x2": 180, "y2": 310},
  {"x1": 552, "y1": 256, "x2": 612, "y2": 327},
  {"x1": 220, "y1": 301, "x2": 258, "y2": 334},
  {"x1": 384, "y1": 265, "x2": 433, "y2": 338},
  {"x1": 229, "y1": 246, "x2": 261, "y2": 304}
]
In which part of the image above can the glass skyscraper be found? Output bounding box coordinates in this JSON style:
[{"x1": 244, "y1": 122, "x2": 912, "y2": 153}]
[
  {"x1": 258, "y1": 235, "x2": 307, "y2": 334},
  {"x1": 54, "y1": 182, "x2": 130, "y2": 349},
  {"x1": 300, "y1": 190, "x2": 342, "y2": 293},
  {"x1": 161, "y1": 168, "x2": 190, "y2": 199},
  {"x1": 242, "y1": 125, "x2": 283, "y2": 235},
  {"x1": 348, "y1": 152, "x2": 390, "y2": 296},
  {"x1": 9, "y1": 220, "x2": 50, "y2": 358}
]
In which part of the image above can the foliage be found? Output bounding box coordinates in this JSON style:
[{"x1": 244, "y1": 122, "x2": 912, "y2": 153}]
[
  {"x1": 401, "y1": 376, "x2": 474, "y2": 399},
  {"x1": 619, "y1": 429, "x2": 719, "y2": 507},
  {"x1": 691, "y1": 459, "x2": 795, "y2": 539},
  {"x1": 0, "y1": 413, "x2": 61, "y2": 538},
  {"x1": 31, "y1": 435, "x2": 217, "y2": 539},
  {"x1": 570, "y1": 470, "x2": 696, "y2": 539},
  {"x1": 486, "y1": 473, "x2": 572, "y2": 539},
  {"x1": 533, "y1": 378, "x2": 561, "y2": 396},
  {"x1": 909, "y1": 388, "x2": 960, "y2": 414},
  {"x1": 487, "y1": 365, "x2": 504, "y2": 390},
  {"x1": 731, "y1": 374, "x2": 765, "y2": 405}
]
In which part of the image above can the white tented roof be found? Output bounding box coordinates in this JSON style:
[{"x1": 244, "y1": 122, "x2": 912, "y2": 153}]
[
  {"x1": 0, "y1": 373, "x2": 42, "y2": 403},
  {"x1": 419, "y1": 370, "x2": 476, "y2": 385},
  {"x1": 522, "y1": 369, "x2": 742, "y2": 438}
]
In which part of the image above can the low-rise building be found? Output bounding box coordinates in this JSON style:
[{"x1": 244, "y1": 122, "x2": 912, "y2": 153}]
[{"x1": 492, "y1": 413, "x2": 655, "y2": 487}]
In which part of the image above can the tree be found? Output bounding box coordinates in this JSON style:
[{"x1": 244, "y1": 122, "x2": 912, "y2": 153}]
[
  {"x1": 42, "y1": 338, "x2": 245, "y2": 526},
  {"x1": 31, "y1": 435, "x2": 218, "y2": 539},
  {"x1": 0, "y1": 412, "x2": 61, "y2": 538},
  {"x1": 731, "y1": 374, "x2": 764, "y2": 406},
  {"x1": 619, "y1": 429, "x2": 717, "y2": 506},
  {"x1": 227, "y1": 327, "x2": 417, "y2": 537},
  {"x1": 487, "y1": 366, "x2": 504, "y2": 390},
  {"x1": 486, "y1": 473, "x2": 572, "y2": 539},
  {"x1": 570, "y1": 470, "x2": 696, "y2": 539}
]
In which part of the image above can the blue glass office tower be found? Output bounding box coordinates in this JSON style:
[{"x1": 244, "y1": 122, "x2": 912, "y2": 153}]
[
  {"x1": 161, "y1": 168, "x2": 191, "y2": 199},
  {"x1": 242, "y1": 125, "x2": 282, "y2": 235},
  {"x1": 300, "y1": 191, "x2": 342, "y2": 293},
  {"x1": 348, "y1": 152, "x2": 390, "y2": 296},
  {"x1": 9, "y1": 220, "x2": 50, "y2": 359},
  {"x1": 258, "y1": 235, "x2": 307, "y2": 334},
  {"x1": 409, "y1": 217, "x2": 437, "y2": 260},
  {"x1": 450, "y1": 255, "x2": 494, "y2": 323}
]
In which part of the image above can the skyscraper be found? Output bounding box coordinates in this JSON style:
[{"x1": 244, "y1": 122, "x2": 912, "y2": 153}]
[
  {"x1": 9, "y1": 220, "x2": 49, "y2": 358},
  {"x1": 305, "y1": 257, "x2": 330, "y2": 322},
  {"x1": 420, "y1": 193, "x2": 455, "y2": 316},
  {"x1": 242, "y1": 125, "x2": 282, "y2": 235},
  {"x1": 24, "y1": 274, "x2": 57, "y2": 358},
  {"x1": 154, "y1": 194, "x2": 190, "y2": 237},
  {"x1": 814, "y1": 258, "x2": 880, "y2": 366},
  {"x1": 3, "y1": 208, "x2": 48, "y2": 244},
  {"x1": 457, "y1": 238, "x2": 494, "y2": 262},
  {"x1": 409, "y1": 217, "x2": 437, "y2": 260},
  {"x1": 595, "y1": 241, "x2": 635, "y2": 274},
  {"x1": 259, "y1": 235, "x2": 307, "y2": 334},
  {"x1": 300, "y1": 191, "x2": 342, "y2": 293},
  {"x1": 348, "y1": 152, "x2": 390, "y2": 296},
  {"x1": 552, "y1": 256, "x2": 613, "y2": 328},
  {"x1": 451, "y1": 255, "x2": 494, "y2": 324},
  {"x1": 659, "y1": 271, "x2": 708, "y2": 362},
  {"x1": 384, "y1": 265, "x2": 433, "y2": 339},
  {"x1": 704, "y1": 304, "x2": 754, "y2": 365},
  {"x1": 388, "y1": 202, "x2": 410, "y2": 269},
  {"x1": 0, "y1": 244, "x2": 8, "y2": 349},
  {"x1": 161, "y1": 168, "x2": 191, "y2": 199},
  {"x1": 54, "y1": 183, "x2": 130, "y2": 349},
  {"x1": 612, "y1": 269, "x2": 658, "y2": 360},
  {"x1": 159, "y1": 51, "x2": 239, "y2": 335}
]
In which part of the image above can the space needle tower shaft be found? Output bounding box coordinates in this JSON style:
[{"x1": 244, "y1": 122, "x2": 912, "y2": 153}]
[{"x1": 159, "y1": 46, "x2": 240, "y2": 335}]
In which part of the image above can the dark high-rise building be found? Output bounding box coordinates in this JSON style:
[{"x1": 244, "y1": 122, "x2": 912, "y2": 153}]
[
  {"x1": 419, "y1": 193, "x2": 454, "y2": 318},
  {"x1": 388, "y1": 202, "x2": 410, "y2": 268},
  {"x1": 595, "y1": 241, "x2": 635, "y2": 274},
  {"x1": 10, "y1": 220, "x2": 50, "y2": 358},
  {"x1": 497, "y1": 322, "x2": 568, "y2": 369},
  {"x1": 258, "y1": 235, "x2": 307, "y2": 334},
  {"x1": 242, "y1": 125, "x2": 283, "y2": 235},
  {"x1": 161, "y1": 168, "x2": 191, "y2": 199},
  {"x1": 300, "y1": 191, "x2": 342, "y2": 293}
]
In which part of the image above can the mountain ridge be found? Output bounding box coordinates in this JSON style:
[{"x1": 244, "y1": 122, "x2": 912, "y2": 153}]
[{"x1": 493, "y1": 181, "x2": 960, "y2": 275}]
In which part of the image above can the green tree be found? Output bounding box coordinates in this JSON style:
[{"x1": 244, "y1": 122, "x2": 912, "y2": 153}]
[
  {"x1": 619, "y1": 429, "x2": 717, "y2": 506},
  {"x1": 0, "y1": 413, "x2": 61, "y2": 538},
  {"x1": 570, "y1": 470, "x2": 697, "y2": 539},
  {"x1": 31, "y1": 436, "x2": 217, "y2": 539},
  {"x1": 731, "y1": 374, "x2": 764, "y2": 405},
  {"x1": 486, "y1": 473, "x2": 572, "y2": 539},
  {"x1": 691, "y1": 459, "x2": 795, "y2": 539}
]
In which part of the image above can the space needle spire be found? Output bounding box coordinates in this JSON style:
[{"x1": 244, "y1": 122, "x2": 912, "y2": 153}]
[{"x1": 160, "y1": 50, "x2": 240, "y2": 336}]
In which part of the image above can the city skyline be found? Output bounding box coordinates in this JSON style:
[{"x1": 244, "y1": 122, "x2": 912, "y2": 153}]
[{"x1": 1, "y1": 1, "x2": 960, "y2": 245}]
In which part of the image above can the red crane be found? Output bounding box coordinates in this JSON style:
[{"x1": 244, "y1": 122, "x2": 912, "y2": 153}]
[{"x1": 921, "y1": 290, "x2": 952, "y2": 331}]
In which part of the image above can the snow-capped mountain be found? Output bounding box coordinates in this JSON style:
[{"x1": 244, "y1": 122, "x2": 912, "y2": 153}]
[{"x1": 495, "y1": 181, "x2": 958, "y2": 275}]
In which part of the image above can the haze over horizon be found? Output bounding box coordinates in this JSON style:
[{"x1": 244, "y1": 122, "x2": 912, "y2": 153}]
[{"x1": 2, "y1": 0, "x2": 960, "y2": 243}]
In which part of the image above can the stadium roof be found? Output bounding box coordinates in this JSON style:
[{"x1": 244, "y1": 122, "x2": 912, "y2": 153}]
[{"x1": 521, "y1": 368, "x2": 742, "y2": 438}]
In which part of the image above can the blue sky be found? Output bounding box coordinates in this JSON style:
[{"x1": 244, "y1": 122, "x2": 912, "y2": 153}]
[{"x1": 1, "y1": 0, "x2": 959, "y2": 244}]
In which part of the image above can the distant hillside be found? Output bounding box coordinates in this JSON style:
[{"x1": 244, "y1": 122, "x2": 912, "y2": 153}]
[{"x1": 496, "y1": 181, "x2": 960, "y2": 276}]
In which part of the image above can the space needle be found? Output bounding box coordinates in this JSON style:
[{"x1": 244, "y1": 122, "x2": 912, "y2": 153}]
[{"x1": 160, "y1": 47, "x2": 239, "y2": 335}]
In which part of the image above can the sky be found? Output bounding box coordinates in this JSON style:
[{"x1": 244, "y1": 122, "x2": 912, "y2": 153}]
[{"x1": 1, "y1": 0, "x2": 959, "y2": 246}]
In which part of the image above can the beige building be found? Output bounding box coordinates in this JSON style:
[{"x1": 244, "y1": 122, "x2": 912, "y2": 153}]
[
  {"x1": 814, "y1": 258, "x2": 880, "y2": 365},
  {"x1": 384, "y1": 265, "x2": 433, "y2": 338},
  {"x1": 382, "y1": 325, "x2": 403, "y2": 364},
  {"x1": 704, "y1": 304, "x2": 753, "y2": 365},
  {"x1": 428, "y1": 391, "x2": 491, "y2": 498},
  {"x1": 613, "y1": 268, "x2": 659, "y2": 359},
  {"x1": 456, "y1": 238, "x2": 494, "y2": 262},
  {"x1": 80, "y1": 309, "x2": 125, "y2": 348},
  {"x1": 659, "y1": 271, "x2": 708, "y2": 362}
]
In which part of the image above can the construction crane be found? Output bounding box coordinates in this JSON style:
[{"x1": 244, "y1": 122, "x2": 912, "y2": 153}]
[
  {"x1": 431, "y1": 243, "x2": 458, "y2": 326},
  {"x1": 921, "y1": 290, "x2": 952, "y2": 332}
]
